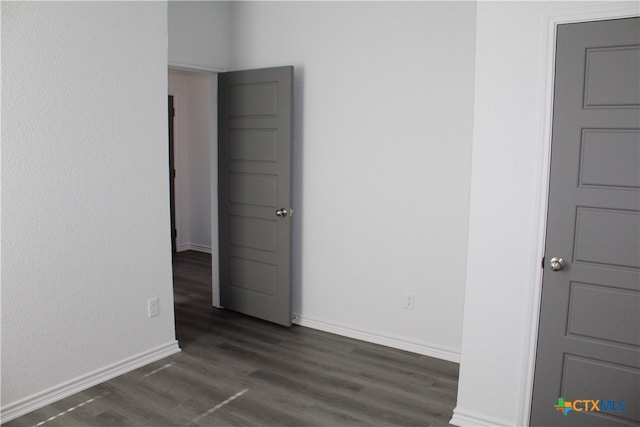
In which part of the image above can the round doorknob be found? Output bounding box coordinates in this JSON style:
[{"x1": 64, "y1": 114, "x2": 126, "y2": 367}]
[
  {"x1": 549, "y1": 257, "x2": 566, "y2": 271},
  {"x1": 275, "y1": 208, "x2": 288, "y2": 218}
]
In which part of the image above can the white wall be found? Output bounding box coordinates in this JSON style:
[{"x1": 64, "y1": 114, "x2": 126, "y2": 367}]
[
  {"x1": 1, "y1": 2, "x2": 179, "y2": 421},
  {"x1": 227, "y1": 1, "x2": 477, "y2": 361},
  {"x1": 168, "y1": 69, "x2": 213, "y2": 253},
  {"x1": 168, "y1": 1, "x2": 229, "y2": 71},
  {"x1": 452, "y1": 2, "x2": 640, "y2": 426}
]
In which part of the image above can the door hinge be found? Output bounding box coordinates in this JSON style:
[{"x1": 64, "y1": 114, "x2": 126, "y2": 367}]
[
  {"x1": 171, "y1": 107, "x2": 175, "y2": 118},
  {"x1": 172, "y1": 169, "x2": 176, "y2": 178},
  {"x1": 541, "y1": 256, "x2": 545, "y2": 268}
]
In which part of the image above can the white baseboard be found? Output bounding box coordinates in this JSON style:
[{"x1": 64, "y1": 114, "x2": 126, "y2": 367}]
[
  {"x1": 177, "y1": 243, "x2": 212, "y2": 254},
  {"x1": 450, "y1": 407, "x2": 514, "y2": 427},
  {"x1": 292, "y1": 314, "x2": 460, "y2": 363},
  {"x1": 1, "y1": 341, "x2": 181, "y2": 423}
]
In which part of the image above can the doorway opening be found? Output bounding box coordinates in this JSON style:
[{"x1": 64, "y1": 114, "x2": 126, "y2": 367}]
[{"x1": 167, "y1": 68, "x2": 218, "y2": 314}]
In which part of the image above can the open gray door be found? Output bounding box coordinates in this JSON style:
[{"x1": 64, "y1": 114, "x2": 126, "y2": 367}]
[
  {"x1": 218, "y1": 66, "x2": 293, "y2": 327},
  {"x1": 531, "y1": 18, "x2": 639, "y2": 426}
]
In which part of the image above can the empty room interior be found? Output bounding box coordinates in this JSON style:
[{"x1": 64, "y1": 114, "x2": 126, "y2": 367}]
[{"x1": 2, "y1": 1, "x2": 639, "y2": 426}]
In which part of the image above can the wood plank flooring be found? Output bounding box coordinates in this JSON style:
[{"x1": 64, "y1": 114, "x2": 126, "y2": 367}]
[{"x1": 4, "y1": 251, "x2": 459, "y2": 426}]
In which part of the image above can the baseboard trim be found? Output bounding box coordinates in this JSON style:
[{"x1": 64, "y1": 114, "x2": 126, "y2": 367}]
[
  {"x1": 177, "y1": 243, "x2": 212, "y2": 254},
  {"x1": 1, "y1": 341, "x2": 181, "y2": 423},
  {"x1": 450, "y1": 407, "x2": 513, "y2": 427},
  {"x1": 292, "y1": 314, "x2": 460, "y2": 363}
]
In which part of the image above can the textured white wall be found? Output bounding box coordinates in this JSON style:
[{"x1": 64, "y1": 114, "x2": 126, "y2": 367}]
[
  {"x1": 1, "y1": 1, "x2": 178, "y2": 418},
  {"x1": 168, "y1": 69, "x2": 213, "y2": 253},
  {"x1": 168, "y1": 1, "x2": 229, "y2": 71},
  {"x1": 452, "y1": 2, "x2": 640, "y2": 426},
  {"x1": 227, "y1": 1, "x2": 476, "y2": 360}
]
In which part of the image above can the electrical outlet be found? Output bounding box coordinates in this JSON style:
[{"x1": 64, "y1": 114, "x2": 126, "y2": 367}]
[
  {"x1": 403, "y1": 292, "x2": 415, "y2": 310},
  {"x1": 148, "y1": 298, "x2": 159, "y2": 318}
]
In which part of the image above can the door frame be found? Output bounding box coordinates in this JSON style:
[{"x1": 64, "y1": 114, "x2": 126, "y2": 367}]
[
  {"x1": 522, "y1": 4, "x2": 639, "y2": 425},
  {"x1": 168, "y1": 64, "x2": 222, "y2": 308},
  {"x1": 167, "y1": 64, "x2": 298, "y2": 312}
]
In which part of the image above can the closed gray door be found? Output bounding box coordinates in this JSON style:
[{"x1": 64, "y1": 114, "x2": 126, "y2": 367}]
[
  {"x1": 531, "y1": 18, "x2": 640, "y2": 426},
  {"x1": 218, "y1": 66, "x2": 293, "y2": 327}
]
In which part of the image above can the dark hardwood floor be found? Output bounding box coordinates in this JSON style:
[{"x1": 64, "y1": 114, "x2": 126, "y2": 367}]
[{"x1": 4, "y1": 251, "x2": 459, "y2": 426}]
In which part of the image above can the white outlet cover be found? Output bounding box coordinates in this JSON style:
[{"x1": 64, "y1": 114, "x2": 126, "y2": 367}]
[
  {"x1": 403, "y1": 292, "x2": 415, "y2": 310},
  {"x1": 148, "y1": 298, "x2": 159, "y2": 317}
]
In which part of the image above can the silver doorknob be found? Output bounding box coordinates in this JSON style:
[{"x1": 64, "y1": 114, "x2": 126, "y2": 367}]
[
  {"x1": 549, "y1": 257, "x2": 566, "y2": 271},
  {"x1": 275, "y1": 208, "x2": 288, "y2": 218}
]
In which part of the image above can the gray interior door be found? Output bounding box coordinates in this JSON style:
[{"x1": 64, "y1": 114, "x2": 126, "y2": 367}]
[
  {"x1": 531, "y1": 18, "x2": 640, "y2": 426},
  {"x1": 218, "y1": 66, "x2": 293, "y2": 327}
]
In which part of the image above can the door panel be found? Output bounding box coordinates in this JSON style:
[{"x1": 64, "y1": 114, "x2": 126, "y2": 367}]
[
  {"x1": 218, "y1": 66, "x2": 293, "y2": 327},
  {"x1": 530, "y1": 18, "x2": 640, "y2": 427},
  {"x1": 566, "y1": 282, "x2": 640, "y2": 346},
  {"x1": 579, "y1": 129, "x2": 639, "y2": 189},
  {"x1": 583, "y1": 46, "x2": 640, "y2": 107},
  {"x1": 561, "y1": 356, "x2": 640, "y2": 424}
]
